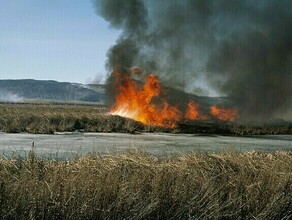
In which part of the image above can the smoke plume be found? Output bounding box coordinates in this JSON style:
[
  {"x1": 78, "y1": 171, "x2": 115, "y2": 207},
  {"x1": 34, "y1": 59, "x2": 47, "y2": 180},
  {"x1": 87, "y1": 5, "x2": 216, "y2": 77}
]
[
  {"x1": 93, "y1": 0, "x2": 292, "y2": 120},
  {"x1": 0, "y1": 90, "x2": 23, "y2": 102}
]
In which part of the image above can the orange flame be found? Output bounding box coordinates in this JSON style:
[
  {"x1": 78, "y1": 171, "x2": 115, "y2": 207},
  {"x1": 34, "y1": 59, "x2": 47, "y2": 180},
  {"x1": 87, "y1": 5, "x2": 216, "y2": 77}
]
[
  {"x1": 210, "y1": 105, "x2": 238, "y2": 122},
  {"x1": 110, "y1": 71, "x2": 181, "y2": 128},
  {"x1": 110, "y1": 69, "x2": 238, "y2": 127},
  {"x1": 185, "y1": 101, "x2": 209, "y2": 120}
]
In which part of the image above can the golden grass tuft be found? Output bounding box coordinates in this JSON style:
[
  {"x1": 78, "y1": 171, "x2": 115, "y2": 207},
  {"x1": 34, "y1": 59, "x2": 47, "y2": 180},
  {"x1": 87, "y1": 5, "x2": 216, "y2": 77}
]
[{"x1": 0, "y1": 150, "x2": 291, "y2": 219}]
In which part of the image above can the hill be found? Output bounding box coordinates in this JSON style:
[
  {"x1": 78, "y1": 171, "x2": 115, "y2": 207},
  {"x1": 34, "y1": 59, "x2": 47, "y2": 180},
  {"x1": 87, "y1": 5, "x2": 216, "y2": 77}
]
[{"x1": 0, "y1": 79, "x2": 105, "y2": 103}]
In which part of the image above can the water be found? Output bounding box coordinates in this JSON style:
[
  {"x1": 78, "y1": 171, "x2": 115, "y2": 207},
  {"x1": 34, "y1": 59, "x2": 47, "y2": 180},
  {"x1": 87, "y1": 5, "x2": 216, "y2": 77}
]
[{"x1": 0, "y1": 132, "x2": 291, "y2": 159}]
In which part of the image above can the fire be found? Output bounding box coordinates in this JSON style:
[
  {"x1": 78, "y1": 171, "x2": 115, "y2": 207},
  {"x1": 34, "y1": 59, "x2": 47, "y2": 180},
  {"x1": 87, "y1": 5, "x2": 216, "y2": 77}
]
[
  {"x1": 110, "y1": 70, "x2": 181, "y2": 128},
  {"x1": 210, "y1": 105, "x2": 238, "y2": 122},
  {"x1": 129, "y1": 67, "x2": 143, "y2": 74},
  {"x1": 110, "y1": 68, "x2": 238, "y2": 127},
  {"x1": 185, "y1": 101, "x2": 208, "y2": 120}
]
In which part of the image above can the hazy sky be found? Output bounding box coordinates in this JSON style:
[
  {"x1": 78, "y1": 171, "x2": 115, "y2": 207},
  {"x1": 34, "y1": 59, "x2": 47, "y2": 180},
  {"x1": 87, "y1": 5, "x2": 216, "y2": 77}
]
[{"x1": 0, "y1": 0, "x2": 120, "y2": 84}]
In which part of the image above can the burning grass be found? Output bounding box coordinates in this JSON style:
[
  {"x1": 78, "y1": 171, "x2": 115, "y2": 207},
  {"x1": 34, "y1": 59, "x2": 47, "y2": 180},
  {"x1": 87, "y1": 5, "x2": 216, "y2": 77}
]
[
  {"x1": 0, "y1": 150, "x2": 291, "y2": 219},
  {"x1": 109, "y1": 69, "x2": 238, "y2": 128},
  {"x1": 0, "y1": 102, "x2": 291, "y2": 135}
]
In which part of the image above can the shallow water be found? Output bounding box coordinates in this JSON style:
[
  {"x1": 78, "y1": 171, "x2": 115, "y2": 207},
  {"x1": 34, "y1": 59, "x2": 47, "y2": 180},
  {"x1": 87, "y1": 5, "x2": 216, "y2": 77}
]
[{"x1": 0, "y1": 132, "x2": 291, "y2": 159}]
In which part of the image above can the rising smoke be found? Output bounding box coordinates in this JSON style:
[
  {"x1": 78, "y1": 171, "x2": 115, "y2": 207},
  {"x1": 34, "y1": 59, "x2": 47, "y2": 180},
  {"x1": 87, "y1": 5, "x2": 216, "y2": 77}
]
[
  {"x1": 93, "y1": 0, "x2": 292, "y2": 120},
  {"x1": 0, "y1": 90, "x2": 23, "y2": 102}
]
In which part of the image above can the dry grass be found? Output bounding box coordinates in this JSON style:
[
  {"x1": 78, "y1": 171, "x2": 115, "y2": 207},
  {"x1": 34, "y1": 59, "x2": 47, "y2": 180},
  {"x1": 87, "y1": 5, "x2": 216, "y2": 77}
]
[
  {"x1": 0, "y1": 102, "x2": 291, "y2": 135},
  {"x1": 0, "y1": 103, "x2": 143, "y2": 134},
  {"x1": 0, "y1": 150, "x2": 291, "y2": 219}
]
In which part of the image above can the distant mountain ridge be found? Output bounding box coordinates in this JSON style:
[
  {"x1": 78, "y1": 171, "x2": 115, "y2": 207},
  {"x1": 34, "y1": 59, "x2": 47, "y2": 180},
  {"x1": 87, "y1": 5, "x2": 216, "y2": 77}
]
[
  {"x1": 0, "y1": 79, "x2": 290, "y2": 122},
  {"x1": 0, "y1": 79, "x2": 105, "y2": 103},
  {"x1": 0, "y1": 79, "x2": 228, "y2": 106}
]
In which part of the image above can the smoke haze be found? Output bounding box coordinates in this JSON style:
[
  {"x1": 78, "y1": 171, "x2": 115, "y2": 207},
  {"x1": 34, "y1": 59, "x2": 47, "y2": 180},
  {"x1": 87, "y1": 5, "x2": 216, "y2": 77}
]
[
  {"x1": 0, "y1": 91, "x2": 23, "y2": 102},
  {"x1": 93, "y1": 0, "x2": 292, "y2": 120}
]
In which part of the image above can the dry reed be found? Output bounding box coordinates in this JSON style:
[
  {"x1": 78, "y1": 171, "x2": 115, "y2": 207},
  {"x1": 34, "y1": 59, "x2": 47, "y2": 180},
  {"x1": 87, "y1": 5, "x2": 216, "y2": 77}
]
[
  {"x1": 0, "y1": 150, "x2": 291, "y2": 219},
  {"x1": 0, "y1": 103, "x2": 291, "y2": 135}
]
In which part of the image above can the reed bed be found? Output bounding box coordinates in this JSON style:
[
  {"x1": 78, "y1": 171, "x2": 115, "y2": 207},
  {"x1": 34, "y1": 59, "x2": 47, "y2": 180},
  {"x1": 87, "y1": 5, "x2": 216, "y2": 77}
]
[
  {"x1": 0, "y1": 150, "x2": 291, "y2": 219},
  {"x1": 0, "y1": 103, "x2": 142, "y2": 134},
  {"x1": 0, "y1": 103, "x2": 291, "y2": 135}
]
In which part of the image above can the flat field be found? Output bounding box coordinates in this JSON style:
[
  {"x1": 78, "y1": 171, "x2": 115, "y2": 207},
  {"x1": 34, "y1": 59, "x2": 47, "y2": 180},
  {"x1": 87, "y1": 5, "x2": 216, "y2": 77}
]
[
  {"x1": 0, "y1": 102, "x2": 143, "y2": 134},
  {"x1": 0, "y1": 102, "x2": 291, "y2": 135}
]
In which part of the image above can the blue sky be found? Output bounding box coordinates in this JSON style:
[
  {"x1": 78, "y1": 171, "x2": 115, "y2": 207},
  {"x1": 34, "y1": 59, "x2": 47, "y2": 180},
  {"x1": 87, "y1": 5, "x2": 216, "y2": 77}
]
[{"x1": 0, "y1": 0, "x2": 120, "y2": 83}]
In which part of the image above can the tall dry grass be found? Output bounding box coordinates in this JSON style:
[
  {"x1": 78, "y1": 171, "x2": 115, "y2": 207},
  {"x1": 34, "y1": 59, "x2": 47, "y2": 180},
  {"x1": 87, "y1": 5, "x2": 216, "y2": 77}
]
[
  {"x1": 0, "y1": 102, "x2": 291, "y2": 135},
  {"x1": 0, "y1": 103, "x2": 143, "y2": 134},
  {"x1": 0, "y1": 150, "x2": 291, "y2": 219}
]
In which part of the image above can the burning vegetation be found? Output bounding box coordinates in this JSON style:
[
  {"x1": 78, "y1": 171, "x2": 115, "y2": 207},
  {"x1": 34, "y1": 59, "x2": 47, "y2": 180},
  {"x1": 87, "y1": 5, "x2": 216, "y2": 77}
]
[
  {"x1": 211, "y1": 105, "x2": 238, "y2": 122},
  {"x1": 0, "y1": 103, "x2": 291, "y2": 135},
  {"x1": 109, "y1": 68, "x2": 238, "y2": 128},
  {"x1": 94, "y1": 0, "x2": 292, "y2": 122}
]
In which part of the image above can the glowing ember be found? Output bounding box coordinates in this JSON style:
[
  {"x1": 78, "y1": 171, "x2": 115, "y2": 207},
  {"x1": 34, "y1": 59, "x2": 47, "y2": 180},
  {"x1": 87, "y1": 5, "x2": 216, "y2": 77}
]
[
  {"x1": 210, "y1": 105, "x2": 238, "y2": 122},
  {"x1": 185, "y1": 101, "x2": 209, "y2": 120}
]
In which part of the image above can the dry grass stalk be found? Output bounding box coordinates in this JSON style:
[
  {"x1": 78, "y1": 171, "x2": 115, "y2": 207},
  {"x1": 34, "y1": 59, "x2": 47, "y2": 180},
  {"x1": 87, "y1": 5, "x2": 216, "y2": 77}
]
[{"x1": 0, "y1": 150, "x2": 291, "y2": 219}]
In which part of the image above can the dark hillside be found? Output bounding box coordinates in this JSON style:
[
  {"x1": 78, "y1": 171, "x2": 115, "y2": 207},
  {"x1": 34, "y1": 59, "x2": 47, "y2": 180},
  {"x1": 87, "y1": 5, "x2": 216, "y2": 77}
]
[{"x1": 0, "y1": 79, "x2": 105, "y2": 103}]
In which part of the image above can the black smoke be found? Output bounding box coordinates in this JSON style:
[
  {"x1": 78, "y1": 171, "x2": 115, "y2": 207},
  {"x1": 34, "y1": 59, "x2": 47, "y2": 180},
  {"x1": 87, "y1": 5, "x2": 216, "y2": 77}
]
[{"x1": 93, "y1": 0, "x2": 292, "y2": 121}]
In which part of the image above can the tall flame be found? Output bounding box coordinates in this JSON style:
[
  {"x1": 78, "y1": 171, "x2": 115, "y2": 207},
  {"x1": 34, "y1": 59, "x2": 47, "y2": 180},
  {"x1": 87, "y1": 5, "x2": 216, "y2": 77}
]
[
  {"x1": 110, "y1": 71, "x2": 181, "y2": 128},
  {"x1": 110, "y1": 69, "x2": 238, "y2": 127}
]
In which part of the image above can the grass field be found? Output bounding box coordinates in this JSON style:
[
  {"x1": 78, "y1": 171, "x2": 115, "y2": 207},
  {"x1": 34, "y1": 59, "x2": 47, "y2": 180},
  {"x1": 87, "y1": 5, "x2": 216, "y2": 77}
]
[
  {"x1": 0, "y1": 102, "x2": 291, "y2": 219},
  {"x1": 0, "y1": 150, "x2": 291, "y2": 219},
  {"x1": 0, "y1": 102, "x2": 291, "y2": 135},
  {"x1": 0, "y1": 102, "x2": 143, "y2": 134}
]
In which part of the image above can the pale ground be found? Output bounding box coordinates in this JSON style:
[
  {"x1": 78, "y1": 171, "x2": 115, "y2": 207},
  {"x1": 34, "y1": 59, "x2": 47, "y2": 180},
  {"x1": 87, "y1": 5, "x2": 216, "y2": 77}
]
[{"x1": 0, "y1": 132, "x2": 291, "y2": 159}]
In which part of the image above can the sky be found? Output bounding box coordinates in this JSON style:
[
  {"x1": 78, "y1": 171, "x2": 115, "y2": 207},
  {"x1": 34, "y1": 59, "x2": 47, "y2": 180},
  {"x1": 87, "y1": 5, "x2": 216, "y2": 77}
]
[{"x1": 0, "y1": 0, "x2": 120, "y2": 84}]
